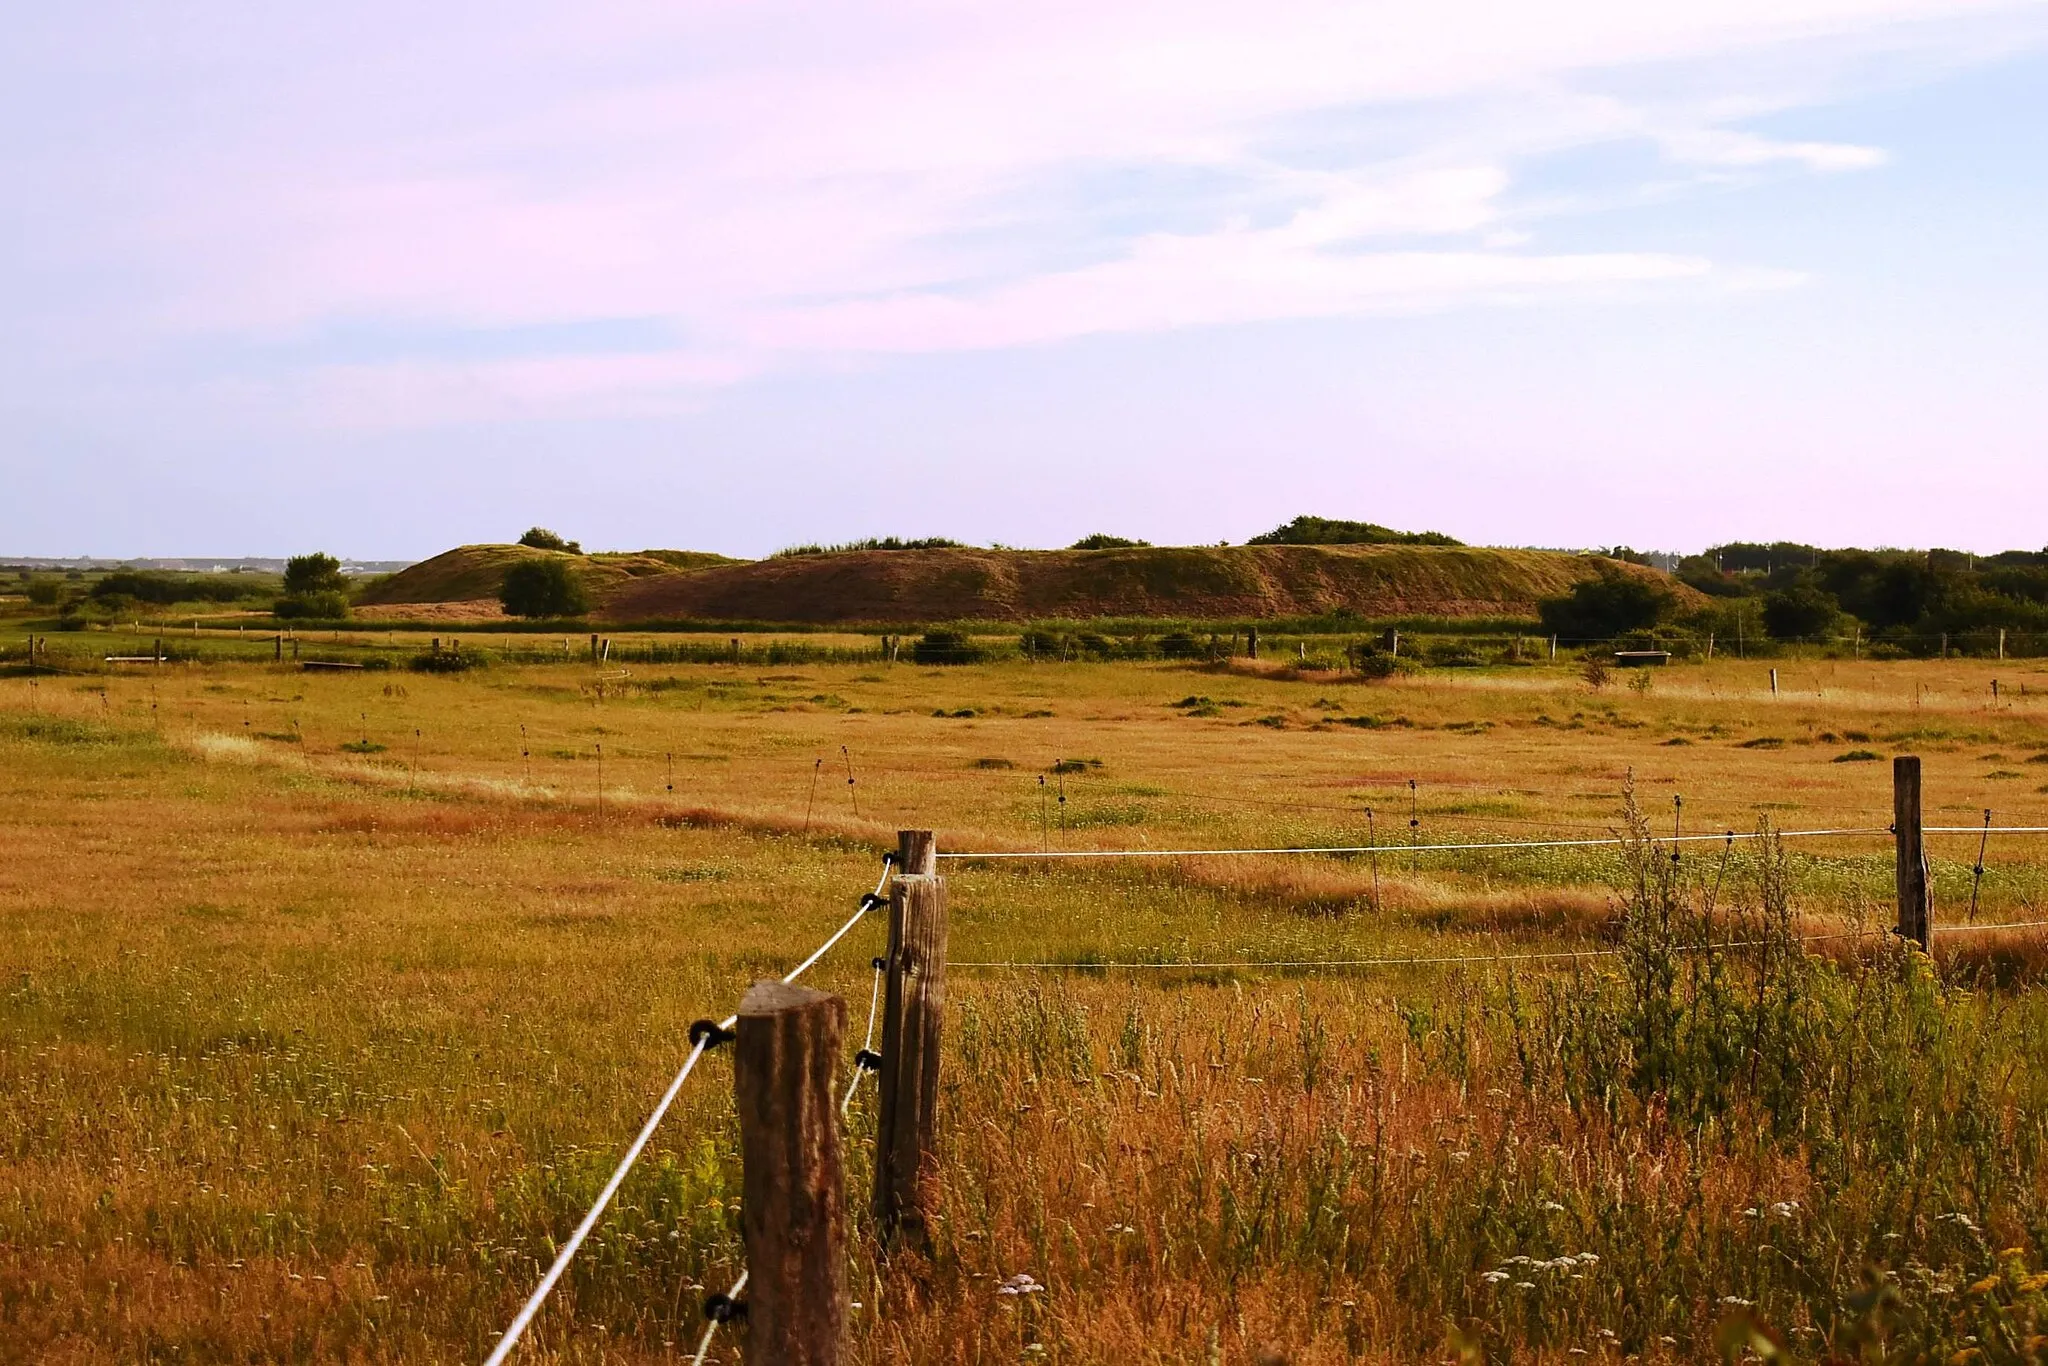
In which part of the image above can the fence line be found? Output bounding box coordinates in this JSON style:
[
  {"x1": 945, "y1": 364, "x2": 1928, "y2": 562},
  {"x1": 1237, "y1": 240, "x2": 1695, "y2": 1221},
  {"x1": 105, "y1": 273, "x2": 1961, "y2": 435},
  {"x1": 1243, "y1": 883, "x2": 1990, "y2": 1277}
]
[
  {"x1": 952, "y1": 917, "x2": 2048, "y2": 973},
  {"x1": 482, "y1": 855, "x2": 894, "y2": 1366},
  {"x1": 936, "y1": 827, "x2": 1893, "y2": 862}
]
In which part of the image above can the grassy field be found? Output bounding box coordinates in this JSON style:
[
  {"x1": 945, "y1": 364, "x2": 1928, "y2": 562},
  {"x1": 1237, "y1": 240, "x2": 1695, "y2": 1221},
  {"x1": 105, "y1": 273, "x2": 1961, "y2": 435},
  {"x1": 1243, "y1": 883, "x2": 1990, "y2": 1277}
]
[{"x1": 6, "y1": 651, "x2": 2048, "y2": 1363}]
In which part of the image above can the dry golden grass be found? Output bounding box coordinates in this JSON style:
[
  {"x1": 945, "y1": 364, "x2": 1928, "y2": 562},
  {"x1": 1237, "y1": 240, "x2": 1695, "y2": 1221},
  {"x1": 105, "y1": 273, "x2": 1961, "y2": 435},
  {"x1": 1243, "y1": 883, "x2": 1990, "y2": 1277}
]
[{"x1": 5, "y1": 651, "x2": 2048, "y2": 1363}]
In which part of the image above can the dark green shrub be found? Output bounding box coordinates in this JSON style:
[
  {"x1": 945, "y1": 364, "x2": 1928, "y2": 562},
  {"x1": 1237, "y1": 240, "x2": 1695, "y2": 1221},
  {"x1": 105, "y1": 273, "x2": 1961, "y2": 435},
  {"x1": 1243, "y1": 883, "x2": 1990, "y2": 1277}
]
[
  {"x1": 1248, "y1": 515, "x2": 1461, "y2": 546},
  {"x1": 409, "y1": 650, "x2": 486, "y2": 673},
  {"x1": 500, "y1": 558, "x2": 590, "y2": 618},
  {"x1": 775, "y1": 537, "x2": 965, "y2": 557},
  {"x1": 1019, "y1": 629, "x2": 1067, "y2": 660},
  {"x1": 274, "y1": 591, "x2": 349, "y2": 620},
  {"x1": 1538, "y1": 569, "x2": 1677, "y2": 641},
  {"x1": 1761, "y1": 585, "x2": 1841, "y2": 640},
  {"x1": 282, "y1": 553, "x2": 347, "y2": 598},
  {"x1": 517, "y1": 527, "x2": 582, "y2": 553},
  {"x1": 912, "y1": 631, "x2": 982, "y2": 665},
  {"x1": 1424, "y1": 640, "x2": 1484, "y2": 667},
  {"x1": 1355, "y1": 653, "x2": 1398, "y2": 679},
  {"x1": 25, "y1": 578, "x2": 61, "y2": 606},
  {"x1": 1069, "y1": 534, "x2": 1150, "y2": 550}
]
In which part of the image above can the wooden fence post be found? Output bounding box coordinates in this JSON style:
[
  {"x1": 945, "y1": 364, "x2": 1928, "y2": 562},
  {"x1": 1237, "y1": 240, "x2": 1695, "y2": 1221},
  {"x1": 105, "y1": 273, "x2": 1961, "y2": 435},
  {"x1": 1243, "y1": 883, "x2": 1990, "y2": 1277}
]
[
  {"x1": 875, "y1": 831, "x2": 947, "y2": 1246},
  {"x1": 735, "y1": 980, "x2": 847, "y2": 1366},
  {"x1": 896, "y1": 828, "x2": 937, "y2": 876},
  {"x1": 1894, "y1": 756, "x2": 1931, "y2": 950}
]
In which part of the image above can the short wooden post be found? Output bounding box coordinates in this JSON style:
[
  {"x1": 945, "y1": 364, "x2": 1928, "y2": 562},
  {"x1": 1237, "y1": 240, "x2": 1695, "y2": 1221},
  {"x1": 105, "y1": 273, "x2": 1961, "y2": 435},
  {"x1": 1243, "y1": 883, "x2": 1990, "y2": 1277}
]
[
  {"x1": 588, "y1": 632, "x2": 599, "y2": 660},
  {"x1": 1389, "y1": 629, "x2": 1400, "y2": 659},
  {"x1": 1769, "y1": 667, "x2": 1778, "y2": 696},
  {"x1": 897, "y1": 828, "x2": 937, "y2": 876},
  {"x1": 1548, "y1": 634, "x2": 1557, "y2": 662},
  {"x1": 274, "y1": 633, "x2": 283, "y2": 661},
  {"x1": 1705, "y1": 632, "x2": 1714, "y2": 660},
  {"x1": 875, "y1": 836, "x2": 947, "y2": 1246},
  {"x1": 1999, "y1": 628, "x2": 2007, "y2": 660},
  {"x1": 735, "y1": 980, "x2": 847, "y2": 1366},
  {"x1": 1894, "y1": 756, "x2": 1931, "y2": 950},
  {"x1": 1246, "y1": 626, "x2": 1259, "y2": 660}
]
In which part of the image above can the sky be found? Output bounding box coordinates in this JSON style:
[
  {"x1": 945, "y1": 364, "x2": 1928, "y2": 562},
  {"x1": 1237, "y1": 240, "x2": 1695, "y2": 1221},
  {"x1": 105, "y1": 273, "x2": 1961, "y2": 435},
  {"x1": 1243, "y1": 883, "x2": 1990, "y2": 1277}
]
[{"x1": 5, "y1": 1, "x2": 2048, "y2": 560}]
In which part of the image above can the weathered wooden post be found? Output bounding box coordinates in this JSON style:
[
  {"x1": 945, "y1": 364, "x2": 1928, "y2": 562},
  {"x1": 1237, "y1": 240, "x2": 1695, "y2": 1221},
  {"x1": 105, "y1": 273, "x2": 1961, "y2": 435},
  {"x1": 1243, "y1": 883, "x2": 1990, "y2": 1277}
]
[
  {"x1": 896, "y1": 828, "x2": 937, "y2": 876},
  {"x1": 1894, "y1": 756, "x2": 1931, "y2": 949},
  {"x1": 875, "y1": 830, "x2": 947, "y2": 1245},
  {"x1": 734, "y1": 980, "x2": 847, "y2": 1365}
]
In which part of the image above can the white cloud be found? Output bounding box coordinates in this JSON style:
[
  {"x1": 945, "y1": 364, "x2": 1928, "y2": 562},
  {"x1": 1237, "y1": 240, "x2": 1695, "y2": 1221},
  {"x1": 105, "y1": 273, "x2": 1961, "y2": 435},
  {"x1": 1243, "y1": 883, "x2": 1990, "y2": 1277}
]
[
  {"x1": 4, "y1": 0, "x2": 2045, "y2": 425},
  {"x1": 1660, "y1": 128, "x2": 1890, "y2": 170}
]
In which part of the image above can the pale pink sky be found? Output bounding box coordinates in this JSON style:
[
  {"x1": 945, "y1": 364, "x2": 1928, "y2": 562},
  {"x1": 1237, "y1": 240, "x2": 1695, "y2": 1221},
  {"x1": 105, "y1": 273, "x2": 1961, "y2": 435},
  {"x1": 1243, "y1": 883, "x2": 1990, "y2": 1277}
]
[{"x1": 4, "y1": 1, "x2": 2047, "y2": 556}]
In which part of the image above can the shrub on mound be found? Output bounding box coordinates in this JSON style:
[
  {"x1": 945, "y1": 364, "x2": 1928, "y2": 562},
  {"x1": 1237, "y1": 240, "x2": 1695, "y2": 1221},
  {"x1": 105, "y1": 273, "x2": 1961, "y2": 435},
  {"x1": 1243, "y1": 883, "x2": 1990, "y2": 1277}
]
[{"x1": 500, "y1": 558, "x2": 590, "y2": 618}]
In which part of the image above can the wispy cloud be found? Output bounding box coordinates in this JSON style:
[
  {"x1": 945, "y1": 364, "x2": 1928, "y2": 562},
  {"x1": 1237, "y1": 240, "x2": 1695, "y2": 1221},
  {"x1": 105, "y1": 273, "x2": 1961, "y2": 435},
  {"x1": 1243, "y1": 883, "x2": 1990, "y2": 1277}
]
[{"x1": 4, "y1": 0, "x2": 2045, "y2": 426}]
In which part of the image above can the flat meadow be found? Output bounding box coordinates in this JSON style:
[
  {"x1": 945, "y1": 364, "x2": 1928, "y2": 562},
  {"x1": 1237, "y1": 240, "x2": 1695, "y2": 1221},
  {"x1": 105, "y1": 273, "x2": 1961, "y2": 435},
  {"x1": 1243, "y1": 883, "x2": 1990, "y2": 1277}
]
[{"x1": 6, "y1": 642, "x2": 2048, "y2": 1363}]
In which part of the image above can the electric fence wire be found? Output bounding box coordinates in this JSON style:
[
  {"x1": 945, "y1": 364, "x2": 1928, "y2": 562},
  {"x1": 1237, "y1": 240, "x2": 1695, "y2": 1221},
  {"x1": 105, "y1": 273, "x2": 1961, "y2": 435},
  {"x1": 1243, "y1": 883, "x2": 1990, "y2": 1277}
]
[
  {"x1": 952, "y1": 918, "x2": 2048, "y2": 972},
  {"x1": 842, "y1": 956, "x2": 887, "y2": 1117},
  {"x1": 481, "y1": 855, "x2": 895, "y2": 1366},
  {"x1": 935, "y1": 826, "x2": 1892, "y2": 861},
  {"x1": 689, "y1": 1270, "x2": 749, "y2": 1366}
]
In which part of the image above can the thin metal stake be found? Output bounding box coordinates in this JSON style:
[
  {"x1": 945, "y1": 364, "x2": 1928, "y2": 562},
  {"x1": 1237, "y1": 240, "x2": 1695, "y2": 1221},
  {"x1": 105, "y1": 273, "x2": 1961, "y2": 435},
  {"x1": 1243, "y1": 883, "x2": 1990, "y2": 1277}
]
[
  {"x1": 1366, "y1": 807, "x2": 1381, "y2": 914},
  {"x1": 1968, "y1": 808, "x2": 1992, "y2": 922}
]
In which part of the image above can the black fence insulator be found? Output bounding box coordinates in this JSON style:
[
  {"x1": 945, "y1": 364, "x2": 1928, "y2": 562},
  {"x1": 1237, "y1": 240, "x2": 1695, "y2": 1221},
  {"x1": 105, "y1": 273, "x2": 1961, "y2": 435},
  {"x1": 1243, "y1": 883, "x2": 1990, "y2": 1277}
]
[
  {"x1": 871, "y1": 955, "x2": 887, "y2": 971},
  {"x1": 703, "y1": 1294, "x2": 748, "y2": 1323},
  {"x1": 859, "y1": 892, "x2": 885, "y2": 911},
  {"x1": 854, "y1": 1048, "x2": 883, "y2": 1073},
  {"x1": 689, "y1": 1019, "x2": 736, "y2": 1050}
]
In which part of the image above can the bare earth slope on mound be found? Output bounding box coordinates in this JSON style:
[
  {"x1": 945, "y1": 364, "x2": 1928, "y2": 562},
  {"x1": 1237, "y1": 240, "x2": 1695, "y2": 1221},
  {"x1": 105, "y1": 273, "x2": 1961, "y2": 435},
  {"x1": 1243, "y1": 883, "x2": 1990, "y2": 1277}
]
[
  {"x1": 358, "y1": 545, "x2": 738, "y2": 608},
  {"x1": 599, "y1": 545, "x2": 1692, "y2": 624}
]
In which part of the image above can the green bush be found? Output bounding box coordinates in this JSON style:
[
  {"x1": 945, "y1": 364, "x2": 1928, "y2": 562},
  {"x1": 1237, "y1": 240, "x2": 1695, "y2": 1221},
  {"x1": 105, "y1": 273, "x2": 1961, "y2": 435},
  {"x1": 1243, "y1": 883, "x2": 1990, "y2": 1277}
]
[
  {"x1": 409, "y1": 650, "x2": 487, "y2": 673},
  {"x1": 282, "y1": 553, "x2": 347, "y2": 598},
  {"x1": 1158, "y1": 631, "x2": 1203, "y2": 659},
  {"x1": 774, "y1": 537, "x2": 965, "y2": 557},
  {"x1": 25, "y1": 578, "x2": 60, "y2": 606},
  {"x1": 517, "y1": 527, "x2": 582, "y2": 553},
  {"x1": 1247, "y1": 515, "x2": 1461, "y2": 547},
  {"x1": 1761, "y1": 584, "x2": 1841, "y2": 640},
  {"x1": 274, "y1": 591, "x2": 349, "y2": 620},
  {"x1": 500, "y1": 558, "x2": 590, "y2": 618},
  {"x1": 1538, "y1": 568, "x2": 1677, "y2": 641},
  {"x1": 1019, "y1": 629, "x2": 1067, "y2": 660},
  {"x1": 912, "y1": 630, "x2": 982, "y2": 665},
  {"x1": 1069, "y1": 534, "x2": 1150, "y2": 550}
]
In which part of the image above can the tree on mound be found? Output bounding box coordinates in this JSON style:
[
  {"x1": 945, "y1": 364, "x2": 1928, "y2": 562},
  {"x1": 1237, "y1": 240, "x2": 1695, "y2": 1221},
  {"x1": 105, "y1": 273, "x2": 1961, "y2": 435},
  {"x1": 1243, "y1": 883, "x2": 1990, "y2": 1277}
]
[
  {"x1": 1538, "y1": 568, "x2": 1677, "y2": 641},
  {"x1": 1247, "y1": 516, "x2": 1462, "y2": 547},
  {"x1": 518, "y1": 527, "x2": 583, "y2": 553},
  {"x1": 500, "y1": 558, "x2": 590, "y2": 618}
]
